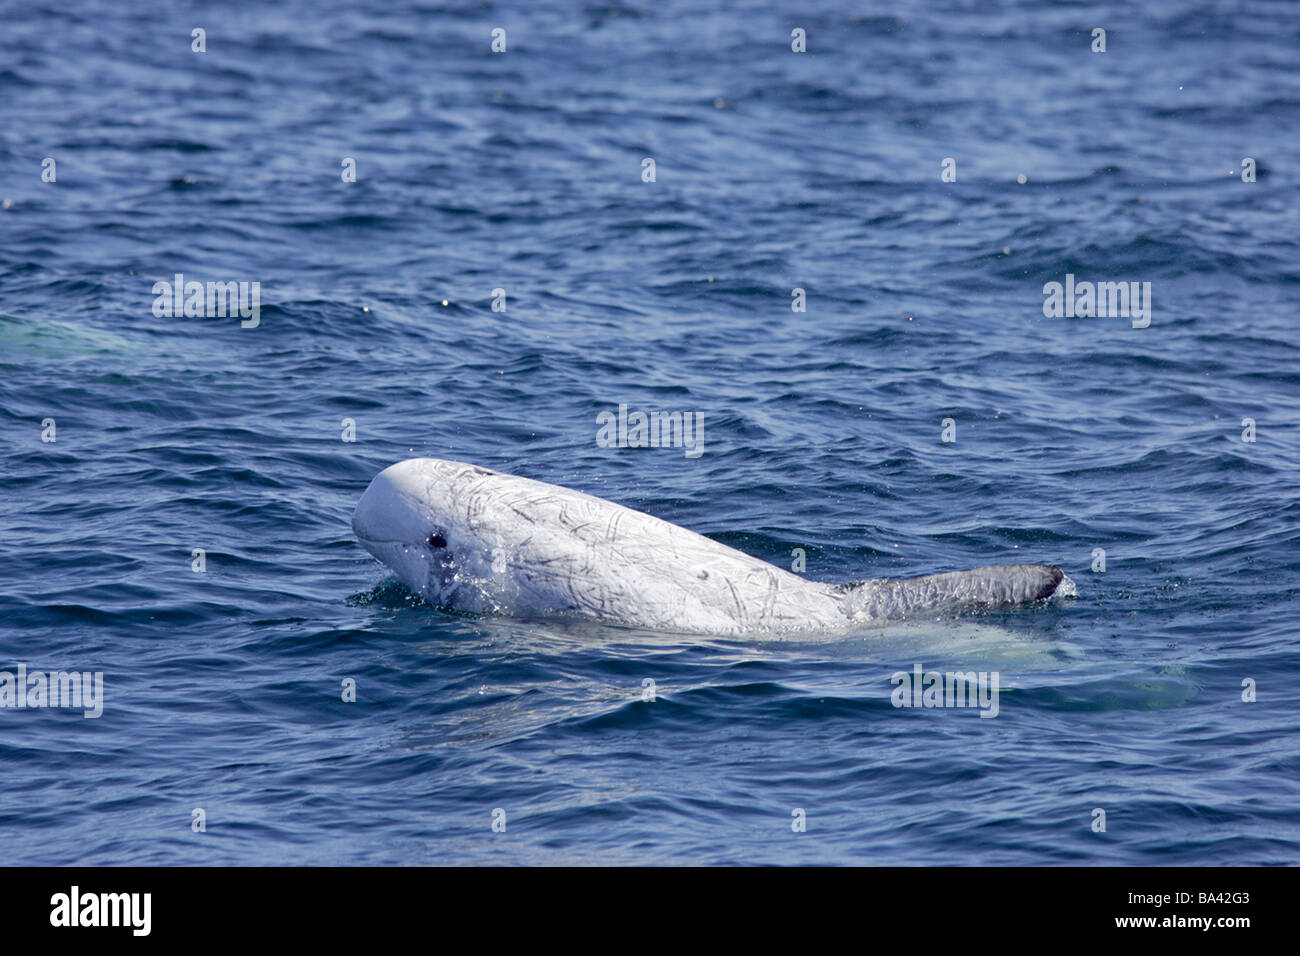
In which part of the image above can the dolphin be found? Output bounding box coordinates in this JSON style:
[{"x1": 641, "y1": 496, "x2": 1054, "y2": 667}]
[{"x1": 351, "y1": 458, "x2": 1076, "y2": 636}]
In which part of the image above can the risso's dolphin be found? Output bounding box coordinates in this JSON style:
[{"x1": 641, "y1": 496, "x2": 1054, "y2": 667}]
[{"x1": 351, "y1": 458, "x2": 1076, "y2": 636}]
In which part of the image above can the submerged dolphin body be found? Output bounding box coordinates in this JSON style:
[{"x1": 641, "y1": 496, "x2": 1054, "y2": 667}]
[{"x1": 351, "y1": 458, "x2": 1076, "y2": 636}]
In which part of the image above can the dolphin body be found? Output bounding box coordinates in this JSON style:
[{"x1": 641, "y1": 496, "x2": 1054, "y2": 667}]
[{"x1": 351, "y1": 458, "x2": 1076, "y2": 636}]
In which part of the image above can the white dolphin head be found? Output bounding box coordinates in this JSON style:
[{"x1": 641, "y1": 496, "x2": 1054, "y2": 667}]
[{"x1": 351, "y1": 458, "x2": 503, "y2": 607}]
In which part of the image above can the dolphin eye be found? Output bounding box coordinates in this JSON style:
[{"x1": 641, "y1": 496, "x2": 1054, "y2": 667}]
[{"x1": 427, "y1": 532, "x2": 447, "y2": 549}]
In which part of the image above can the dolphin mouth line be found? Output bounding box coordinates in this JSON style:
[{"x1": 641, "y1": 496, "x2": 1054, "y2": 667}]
[
  {"x1": 355, "y1": 536, "x2": 442, "y2": 598},
  {"x1": 355, "y1": 534, "x2": 409, "y2": 546}
]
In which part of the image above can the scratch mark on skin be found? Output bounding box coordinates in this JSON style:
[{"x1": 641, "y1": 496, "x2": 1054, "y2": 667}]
[
  {"x1": 725, "y1": 578, "x2": 746, "y2": 627},
  {"x1": 508, "y1": 506, "x2": 536, "y2": 524}
]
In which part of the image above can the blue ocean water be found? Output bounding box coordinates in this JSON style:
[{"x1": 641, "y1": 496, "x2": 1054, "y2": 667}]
[{"x1": 1, "y1": 0, "x2": 1298, "y2": 865}]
